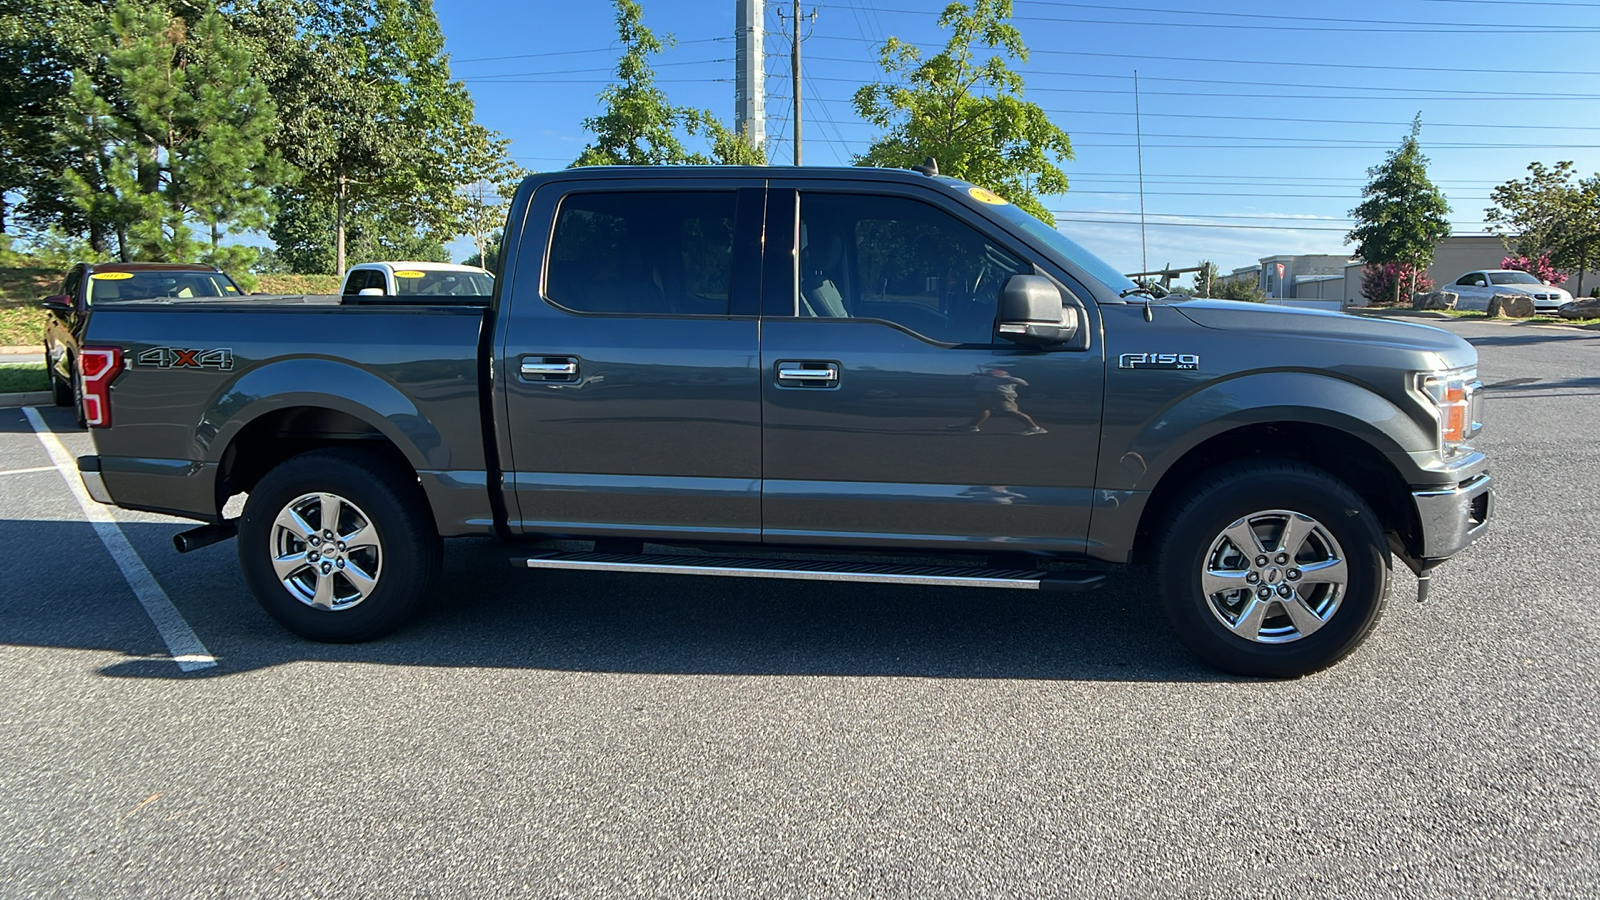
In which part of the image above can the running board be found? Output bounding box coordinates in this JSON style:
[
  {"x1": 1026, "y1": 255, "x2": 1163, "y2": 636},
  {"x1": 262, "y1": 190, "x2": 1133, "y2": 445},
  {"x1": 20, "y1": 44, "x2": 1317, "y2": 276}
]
[{"x1": 510, "y1": 551, "x2": 1104, "y2": 592}]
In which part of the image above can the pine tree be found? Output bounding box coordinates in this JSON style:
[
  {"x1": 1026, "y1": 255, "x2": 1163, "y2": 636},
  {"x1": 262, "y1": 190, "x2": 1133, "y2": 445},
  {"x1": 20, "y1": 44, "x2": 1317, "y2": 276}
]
[{"x1": 1348, "y1": 115, "x2": 1452, "y2": 305}]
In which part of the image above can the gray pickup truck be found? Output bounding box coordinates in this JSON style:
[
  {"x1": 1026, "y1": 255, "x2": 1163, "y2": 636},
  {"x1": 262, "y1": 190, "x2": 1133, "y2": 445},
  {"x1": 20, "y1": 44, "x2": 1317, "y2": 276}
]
[{"x1": 73, "y1": 166, "x2": 1490, "y2": 676}]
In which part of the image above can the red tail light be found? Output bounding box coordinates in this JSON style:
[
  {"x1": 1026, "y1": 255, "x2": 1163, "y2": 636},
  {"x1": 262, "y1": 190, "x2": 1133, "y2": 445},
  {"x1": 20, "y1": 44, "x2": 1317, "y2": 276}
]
[{"x1": 79, "y1": 346, "x2": 123, "y2": 428}]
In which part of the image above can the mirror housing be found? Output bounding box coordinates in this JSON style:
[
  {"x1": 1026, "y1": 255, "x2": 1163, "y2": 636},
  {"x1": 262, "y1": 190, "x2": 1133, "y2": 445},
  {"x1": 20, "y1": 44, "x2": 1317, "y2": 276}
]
[
  {"x1": 38, "y1": 294, "x2": 74, "y2": 312},
  {"x1": 997, "y1": 275, "x2": 1077, "y2": 345},
  {"x1": 358, "y1": 287, "x2": 385, "y2": 297}
]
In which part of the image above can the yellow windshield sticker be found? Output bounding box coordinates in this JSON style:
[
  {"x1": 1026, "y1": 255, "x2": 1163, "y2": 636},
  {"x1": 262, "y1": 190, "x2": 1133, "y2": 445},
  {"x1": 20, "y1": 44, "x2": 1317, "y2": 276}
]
[
  {"x1": 91, "y1": 272, "x2": 134, "y2": 280},
  {"x1": 967, "y1": 187, "x2": 1008, "y2": 205},
  {"x1": 225, "y1": 285, "x2": 237, "y2": 292},
  {"x1": 392, "y1": 270, "x2": 425, "y2": 279}
]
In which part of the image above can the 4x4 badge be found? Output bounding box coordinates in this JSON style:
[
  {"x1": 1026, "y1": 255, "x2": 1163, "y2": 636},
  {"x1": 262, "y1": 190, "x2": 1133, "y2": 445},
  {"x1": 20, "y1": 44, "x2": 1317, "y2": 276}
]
[
  {"x1": 136, "y1": 347, "x2": 235, "y2": 370},
  {"x1": 1119, "y1": 352, "x2": 1199, "y2": 370}
]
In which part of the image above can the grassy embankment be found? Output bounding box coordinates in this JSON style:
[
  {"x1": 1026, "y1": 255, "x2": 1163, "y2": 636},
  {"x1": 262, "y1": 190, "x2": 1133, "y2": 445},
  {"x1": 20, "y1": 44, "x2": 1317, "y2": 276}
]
[
  {"x1": 0, "y1": 362, "x2": 48, "y2": 393},
  {"x1": 1441, "y1": 309, "x2": 1600, "y2": 328},
  {"x1": 0, "y1": 260, "x2": 341, "y2": 348}
]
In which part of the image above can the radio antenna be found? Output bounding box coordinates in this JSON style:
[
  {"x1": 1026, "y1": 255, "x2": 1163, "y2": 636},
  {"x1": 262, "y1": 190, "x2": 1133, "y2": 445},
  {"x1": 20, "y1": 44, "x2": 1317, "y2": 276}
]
[{"x1": 1134, "y1": 69, "x2": 1147, "y2": 276}]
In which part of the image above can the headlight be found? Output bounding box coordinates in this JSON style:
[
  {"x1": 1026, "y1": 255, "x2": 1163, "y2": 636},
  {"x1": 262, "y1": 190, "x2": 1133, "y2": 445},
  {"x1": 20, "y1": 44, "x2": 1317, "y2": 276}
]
[{"x1": 1415, "y1": 366, "x2": 1482, "y2": 459}]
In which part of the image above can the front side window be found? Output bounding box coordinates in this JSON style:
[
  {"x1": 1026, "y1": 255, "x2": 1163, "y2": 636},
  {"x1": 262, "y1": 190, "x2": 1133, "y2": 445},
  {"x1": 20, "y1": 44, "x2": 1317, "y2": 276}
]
[
  {"x1": 545, "y1": 191, "x2": 737, "y2": 316},
  {"x1": 796, "y1": 193, "x2": 1028, "y2": 345}
]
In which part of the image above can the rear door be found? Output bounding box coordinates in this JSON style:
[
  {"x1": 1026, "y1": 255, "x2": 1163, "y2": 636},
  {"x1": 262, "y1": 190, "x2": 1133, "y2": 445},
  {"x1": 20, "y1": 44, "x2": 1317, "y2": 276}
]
[
  {"x1": 758, "y1": 182, "x2": 1105, "y2": 554},
  {"x1": 500, "y1": 178, "x2": 768, "y2": 541}
]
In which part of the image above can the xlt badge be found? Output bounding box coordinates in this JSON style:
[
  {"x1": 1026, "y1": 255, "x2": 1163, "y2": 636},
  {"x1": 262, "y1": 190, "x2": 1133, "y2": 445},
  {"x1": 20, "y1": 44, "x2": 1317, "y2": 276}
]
[{"x1": 1119, "y1": 352, "x2": 1199, "y2": 370}]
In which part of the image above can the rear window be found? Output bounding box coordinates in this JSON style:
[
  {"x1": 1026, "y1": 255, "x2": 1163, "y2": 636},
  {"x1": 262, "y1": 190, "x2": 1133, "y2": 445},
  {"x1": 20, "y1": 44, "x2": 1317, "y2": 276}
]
[
  {"x1": 545, "y1": 191, "x2": 737, "y2": 316},
  {"x1": 392, "y1": 270, "x2": 494, "y2": 296},
  {"x1": 87, "y1": 271, "x2": 239, "y2": 304}
]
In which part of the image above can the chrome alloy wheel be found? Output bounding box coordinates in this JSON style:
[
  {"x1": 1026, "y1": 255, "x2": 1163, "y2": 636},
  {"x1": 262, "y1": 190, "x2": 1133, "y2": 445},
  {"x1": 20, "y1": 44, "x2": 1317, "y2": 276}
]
[
  {"x1": 269, "y1": 492, "x2": 383, "y2": 611},
  {"x1": 1200, "y1": 509, "x2": 1348, "y2": 644}
]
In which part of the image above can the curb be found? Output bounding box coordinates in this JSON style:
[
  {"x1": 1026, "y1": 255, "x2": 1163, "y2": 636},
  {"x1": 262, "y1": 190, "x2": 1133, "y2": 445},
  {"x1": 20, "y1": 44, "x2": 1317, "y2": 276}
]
[
  {"x1": 0, "y1": 392, "x2": 51, "y2": 408},
  {"x1": 0, "y1": 345, "x2": 40, "y2": 355}
]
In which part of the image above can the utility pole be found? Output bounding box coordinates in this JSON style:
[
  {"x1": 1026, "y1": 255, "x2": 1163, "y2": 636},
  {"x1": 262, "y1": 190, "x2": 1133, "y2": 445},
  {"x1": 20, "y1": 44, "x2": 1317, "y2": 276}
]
[
  {"x1": 792, "y1": 0, "x2": 802, "y2": 165},
  {"x1": 779, "y1": 1, "x2": 815, "y2": 166},
  {"x1": 734, "y1": 0, "x2": 764, "y2": 153}
]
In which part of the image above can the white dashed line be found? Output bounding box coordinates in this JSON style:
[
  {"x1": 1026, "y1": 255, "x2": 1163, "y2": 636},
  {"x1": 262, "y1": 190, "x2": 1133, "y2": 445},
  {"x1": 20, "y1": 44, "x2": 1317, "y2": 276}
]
[{"x1": 22, "y1": 407, "x2": 216, "y2": 671}]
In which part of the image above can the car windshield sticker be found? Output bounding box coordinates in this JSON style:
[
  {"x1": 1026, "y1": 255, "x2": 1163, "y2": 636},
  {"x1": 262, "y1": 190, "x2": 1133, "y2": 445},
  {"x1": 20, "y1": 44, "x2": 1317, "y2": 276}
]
[
  {"x1": 225, "y1": 286, "x2": 237, "y2": 292},
  {"x1": 967, "y1": 187, "x2": 1008, "y2": 205},
  {"x1": 393, "y1": 270, "x2": 425, "y2": 279},
  {"x1": 90, "y1": 272, "x2": 134, "y2": 280}
]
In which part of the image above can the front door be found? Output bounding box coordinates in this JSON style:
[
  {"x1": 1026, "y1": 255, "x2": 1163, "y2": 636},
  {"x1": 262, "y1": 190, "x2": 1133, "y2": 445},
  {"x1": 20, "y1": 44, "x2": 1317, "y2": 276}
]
[
  {"x1": 759, "y1": 185, "x2": 1106, "y2": 554},
  {"x1": 502, "y1": 181, "x2": 767, "y2": 541}
]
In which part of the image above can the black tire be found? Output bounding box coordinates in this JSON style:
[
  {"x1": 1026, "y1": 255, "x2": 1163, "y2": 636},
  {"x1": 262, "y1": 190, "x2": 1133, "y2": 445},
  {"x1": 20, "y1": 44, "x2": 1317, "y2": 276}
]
[
  {"x1": 51, "y1": 354, "x2": 74, "y2": 407},
  {"x1": 1155, "y1": 460, "x2": 1390, "y2": 678},
  {"x1": 238, "y1": 448, "x2": 441, "y2": 642}
]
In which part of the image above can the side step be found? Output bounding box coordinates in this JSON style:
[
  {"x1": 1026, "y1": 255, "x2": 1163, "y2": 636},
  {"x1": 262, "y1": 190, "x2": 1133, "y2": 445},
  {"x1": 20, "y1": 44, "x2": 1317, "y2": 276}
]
[{"x1": 510, "y1": 551, "x2": 1104, "y2": 592}]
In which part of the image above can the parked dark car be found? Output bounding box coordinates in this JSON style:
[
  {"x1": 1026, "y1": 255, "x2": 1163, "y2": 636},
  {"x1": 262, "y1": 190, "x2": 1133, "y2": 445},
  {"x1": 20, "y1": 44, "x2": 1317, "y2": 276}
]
[{"x1": 41, "y1": 262, "x2": 244, "y2": 423}]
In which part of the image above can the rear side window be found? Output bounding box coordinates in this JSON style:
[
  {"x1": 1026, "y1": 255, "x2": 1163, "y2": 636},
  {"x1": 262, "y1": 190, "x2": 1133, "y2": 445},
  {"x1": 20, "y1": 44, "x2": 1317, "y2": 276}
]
[
  {"x1": 545, "y1": 191, "x2": 737, "y2": 316},
  {"x1": 87, "y1": 271, "x2": 238, "y2": 304}
]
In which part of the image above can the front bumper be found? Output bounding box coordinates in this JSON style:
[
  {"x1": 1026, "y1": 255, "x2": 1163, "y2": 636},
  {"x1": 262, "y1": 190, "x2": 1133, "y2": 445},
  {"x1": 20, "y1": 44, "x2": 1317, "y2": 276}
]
[
  {"x1": 1412, "y1": 473, "x2": 1492, "y2": 560},
  {"x1": 77, "y1": 455, "x2": 114, "y2": 505}
]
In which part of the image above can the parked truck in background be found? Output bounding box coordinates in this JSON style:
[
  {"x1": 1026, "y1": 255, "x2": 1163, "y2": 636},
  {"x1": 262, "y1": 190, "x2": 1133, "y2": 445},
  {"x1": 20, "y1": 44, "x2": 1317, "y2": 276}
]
[{"x1": 70, "y1": 166, "x2": 1491, "y2": 676}]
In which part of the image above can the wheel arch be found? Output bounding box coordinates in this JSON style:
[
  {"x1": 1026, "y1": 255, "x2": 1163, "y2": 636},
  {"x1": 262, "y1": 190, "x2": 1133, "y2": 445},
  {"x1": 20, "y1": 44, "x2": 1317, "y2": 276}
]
[{"x1": 1129, "y1": 421, "x2": 1421, "y2": 567}]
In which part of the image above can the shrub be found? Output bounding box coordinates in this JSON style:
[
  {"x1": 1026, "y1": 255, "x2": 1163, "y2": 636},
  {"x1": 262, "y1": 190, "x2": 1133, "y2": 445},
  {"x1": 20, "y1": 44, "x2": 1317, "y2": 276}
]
[
  {"x1": 1501, "y1": 252, "x2": 1566, "y2": 285},
  {"x1": 1361, "y1": 262, "x2": 1433, "y2": 306}
]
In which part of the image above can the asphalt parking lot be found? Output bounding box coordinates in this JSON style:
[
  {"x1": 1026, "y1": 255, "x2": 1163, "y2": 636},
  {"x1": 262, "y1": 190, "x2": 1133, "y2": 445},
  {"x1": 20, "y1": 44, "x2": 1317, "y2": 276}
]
[{"x1": 1, "y1": 317, "x2": 1595, "y2": 898}]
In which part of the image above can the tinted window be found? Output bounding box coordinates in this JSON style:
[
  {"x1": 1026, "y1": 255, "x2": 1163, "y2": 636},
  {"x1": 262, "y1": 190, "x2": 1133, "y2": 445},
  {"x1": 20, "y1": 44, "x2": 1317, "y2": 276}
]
[
  {"x1": 1489, "y1": 271, "x2": 1541, "y2": 285},
  {"x1": 343, "y1": 270, "x2": 375, "y2": 295},
  {"x1": 796, "y1": 193, "x2": 1028, "y2": 344},
  {"x1": 546, "y1": 191, "x2": 737, "y2": 316},
  {"x1": 87, "y1": 271, "x2": 239, "y2": 304}
]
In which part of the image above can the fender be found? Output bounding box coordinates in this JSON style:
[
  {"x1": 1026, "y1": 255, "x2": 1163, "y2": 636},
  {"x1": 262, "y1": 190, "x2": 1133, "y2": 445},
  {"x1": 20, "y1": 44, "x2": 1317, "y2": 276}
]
[
  {"x1": 198, "y1": 356, "x2": 444, "y2": 471},
  {"x1": 1098, "y1": 370, "x2": 1438, "y2": 495}
]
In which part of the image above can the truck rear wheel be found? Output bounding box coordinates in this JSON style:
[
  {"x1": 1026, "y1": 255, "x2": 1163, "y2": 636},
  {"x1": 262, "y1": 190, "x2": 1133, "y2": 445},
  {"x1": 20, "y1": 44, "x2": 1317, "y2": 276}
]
[
  {"x1": 1155, "y1": 460, "x2": 1390, "y2": 677},
  {"x1": 238, "y1": 449, "x2": 441, "y2": 642},
  {"x1": 51, "y1": 352, "x2": 74, "y2": 407}
]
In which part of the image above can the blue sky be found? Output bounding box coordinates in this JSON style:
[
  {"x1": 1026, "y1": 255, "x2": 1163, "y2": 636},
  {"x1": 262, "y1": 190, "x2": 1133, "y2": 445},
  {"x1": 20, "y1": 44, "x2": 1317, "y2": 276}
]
[{"x1": 435, "y1": 0, "x2": 1600, "y2": 276}]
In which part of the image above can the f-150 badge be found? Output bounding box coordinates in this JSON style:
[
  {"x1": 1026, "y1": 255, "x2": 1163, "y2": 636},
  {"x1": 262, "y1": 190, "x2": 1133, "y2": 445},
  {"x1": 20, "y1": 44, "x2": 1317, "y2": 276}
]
[
  {"x1": 136, "y1": 347, "x2": 235, "y2": 370},
  {"x1": 1119, "y1": 352, "x2": 1198, "y2": 370}
]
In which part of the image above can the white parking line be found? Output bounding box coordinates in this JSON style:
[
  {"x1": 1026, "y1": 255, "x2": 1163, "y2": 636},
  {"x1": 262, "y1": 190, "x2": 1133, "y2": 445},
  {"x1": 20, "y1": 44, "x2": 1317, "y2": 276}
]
[
  {"x1": 0, "y1": 466, "x2": 58, "y2": 477},
  {"x1": 21, "y1": 407, "x2": 216, "y2": 672}
]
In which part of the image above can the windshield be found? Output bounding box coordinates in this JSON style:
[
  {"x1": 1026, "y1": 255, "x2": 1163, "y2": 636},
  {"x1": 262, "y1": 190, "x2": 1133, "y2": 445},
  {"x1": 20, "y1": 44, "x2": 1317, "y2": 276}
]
[
  {"x1": 1489, "y1": 271, "x2": 1543, "y2": 285},
  {"x1": 393, "y1": 270, "x2": 494, "y2": 296},
  {"x1": 88, "y1": 271, "x2": 240, "y2": 303},
  {"x1": 959, "y1": 187, "x2": 1140, "y2": 294}
]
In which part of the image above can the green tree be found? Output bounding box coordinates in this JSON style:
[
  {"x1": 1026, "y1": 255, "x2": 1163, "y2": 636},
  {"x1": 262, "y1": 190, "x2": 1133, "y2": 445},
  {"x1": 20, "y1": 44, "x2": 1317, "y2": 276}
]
[
  {"x1": 462, "y1": 228, "x2": 501, "y2": 271},
  {"x1": 268, "y1": 187, "x2": 447, "y2": 274},
  {"x1": 1347, "y1": 115, "x2": 1451, "y2": 305},
  {"x1": 235, "y1": 0, "x2": 519, "y2": 274},
  {"x1": 56, "y1": 1, "x2": 282, "y2": 263},
  {"x1": 852, "y1": 0, "x2": 1072, "y2": 224},
  {"x1": 573, "y1": 0, "x2": 766, "y2": 167},
  {"x1": 1, "y1": 0, "x2": 117, "y2": 244},
  {"x1": 1485, "y1": 160, "x2": 1600, "y2": 298}
]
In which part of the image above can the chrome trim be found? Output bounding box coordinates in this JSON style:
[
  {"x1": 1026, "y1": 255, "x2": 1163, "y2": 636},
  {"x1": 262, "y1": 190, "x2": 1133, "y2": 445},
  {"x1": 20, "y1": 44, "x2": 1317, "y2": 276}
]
[
  {"x1": 519, "y1": 553, "x2": 1044, "y2": 589},
  {"x1": 1413, "y1": 473, "x2": 1492, "y2": 558},
  {"x1": 521, "y1": 361, "x2": 578, "y2": 377},
  {"x1": 776, "y1": 365, "x2": 838, "y2": 381},
  {"x1": 80, "y1": 469, "x2": 114, "y2": 505}
]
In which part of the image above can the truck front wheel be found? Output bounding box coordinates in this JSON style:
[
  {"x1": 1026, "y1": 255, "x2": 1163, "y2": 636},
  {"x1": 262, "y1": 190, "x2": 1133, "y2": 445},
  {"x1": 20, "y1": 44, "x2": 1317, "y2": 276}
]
[
  {"x1": 238, "y1": 449, "x2": 441, "y2": 642},
  {"x1": 1155, "y1": 461, "x2": 1390, "y2": 677}
]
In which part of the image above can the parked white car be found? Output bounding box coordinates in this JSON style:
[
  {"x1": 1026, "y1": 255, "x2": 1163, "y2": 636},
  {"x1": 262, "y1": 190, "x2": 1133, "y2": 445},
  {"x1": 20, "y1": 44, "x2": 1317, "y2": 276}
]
[
  {"x1": 1448, "y1": 269, "x2": 1571, "y2": 313},
  {"x1": 339, "y1": 261, "x2": 494, "y2": 298}
]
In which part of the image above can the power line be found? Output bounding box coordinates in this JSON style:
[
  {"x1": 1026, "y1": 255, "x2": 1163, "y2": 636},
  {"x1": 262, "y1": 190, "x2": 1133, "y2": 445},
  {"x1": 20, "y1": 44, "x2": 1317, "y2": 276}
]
[
  {"x1": 806, "y1": 33, "x2": 1600, "y2": 77},
  {"x1": 849, "y1": 3, "x2": 1600, "y2": 33},
  {"x1": 460, "y1": 58, "x2": 728, "y2": 81},
  {"x1": 1011, "y1": 0, "x2": 1589, "y2": 31},
  {"x1": 453, "y1": 37, "x2": 727, "y2": 64}
]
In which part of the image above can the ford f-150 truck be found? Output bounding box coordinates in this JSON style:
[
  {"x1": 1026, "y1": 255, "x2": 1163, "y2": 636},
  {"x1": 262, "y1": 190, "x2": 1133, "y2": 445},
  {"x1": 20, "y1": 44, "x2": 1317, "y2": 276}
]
[{"x1": 71, "y1": 166, "x2": 1491, "y2": 676}]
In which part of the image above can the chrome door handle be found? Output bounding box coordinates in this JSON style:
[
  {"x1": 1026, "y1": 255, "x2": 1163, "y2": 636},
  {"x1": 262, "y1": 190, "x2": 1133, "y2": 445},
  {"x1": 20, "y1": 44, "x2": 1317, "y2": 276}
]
[
  {"x1": 521, "y1": 356, "x2": 579, "y2": 381},
  {"x1": 776, "y1": 361, "x2": 841, "y2": 388}
]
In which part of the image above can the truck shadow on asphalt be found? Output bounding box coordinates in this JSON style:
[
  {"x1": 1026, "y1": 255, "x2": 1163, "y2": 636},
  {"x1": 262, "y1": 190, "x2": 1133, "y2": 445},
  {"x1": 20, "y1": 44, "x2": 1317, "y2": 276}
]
[{"x1": 2, "y1": 519, "x2": 1232, "y2": 683}]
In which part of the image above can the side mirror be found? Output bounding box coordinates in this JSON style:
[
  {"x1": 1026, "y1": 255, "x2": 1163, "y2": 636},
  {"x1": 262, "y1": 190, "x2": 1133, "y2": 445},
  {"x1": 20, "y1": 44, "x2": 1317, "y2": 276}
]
[
  {"x1": 358, "y1": 287, "x2": 385, "y2": 297},
  {"x1": 997, "y1": 275, "x2": 1077, "y2": 345},
  {"x1": 38, "y1": 294, "x2": 74, "y2": 312}
]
